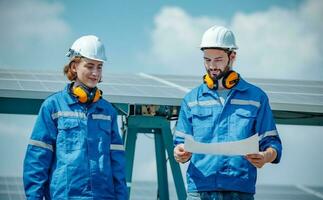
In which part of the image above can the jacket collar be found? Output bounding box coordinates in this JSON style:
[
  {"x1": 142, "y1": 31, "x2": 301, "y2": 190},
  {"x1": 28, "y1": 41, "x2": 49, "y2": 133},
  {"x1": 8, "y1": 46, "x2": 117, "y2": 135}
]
[
  {"x1": 232, "y1": 77, "x2": 249, "y2": 92},
  {"x1": 63, "y1": 84, "x2": 78, "y2": 105}
]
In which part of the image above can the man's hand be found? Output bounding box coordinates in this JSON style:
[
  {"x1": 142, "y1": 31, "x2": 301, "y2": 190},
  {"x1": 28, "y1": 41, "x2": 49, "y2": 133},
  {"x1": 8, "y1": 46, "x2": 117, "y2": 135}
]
[
  {"x1": 174, "y1": 144, "x2": 192, "y2": 163},
  {"x1": 245, "y1": 147, "x2": 277, "y2": 168}
]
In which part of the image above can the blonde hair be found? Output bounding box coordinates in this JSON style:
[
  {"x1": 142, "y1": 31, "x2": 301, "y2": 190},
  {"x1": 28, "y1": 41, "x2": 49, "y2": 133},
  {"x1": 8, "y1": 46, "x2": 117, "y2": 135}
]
[{"x1": 63, "y1": 57, "x2": 82, "y2": 81}]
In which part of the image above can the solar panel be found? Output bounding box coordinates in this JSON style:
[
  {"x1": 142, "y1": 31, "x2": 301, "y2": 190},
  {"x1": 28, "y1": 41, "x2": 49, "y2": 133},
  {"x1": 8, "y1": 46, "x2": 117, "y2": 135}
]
[
  {"x1": 0, "y1": 177, "x2": 24, "y2": 200},
  {"x1": 0, "y1": 176, "x2": 322, "y2": 200},
  {"x1": 0, "y1": 68, "x2": 323, "y2": 113}
]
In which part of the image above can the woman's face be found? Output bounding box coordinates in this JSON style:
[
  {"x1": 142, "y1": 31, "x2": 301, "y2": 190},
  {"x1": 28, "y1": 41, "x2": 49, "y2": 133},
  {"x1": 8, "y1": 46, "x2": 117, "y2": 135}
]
[{"x1": 72, "y1": 57, "x2": 103, "y2": 88}]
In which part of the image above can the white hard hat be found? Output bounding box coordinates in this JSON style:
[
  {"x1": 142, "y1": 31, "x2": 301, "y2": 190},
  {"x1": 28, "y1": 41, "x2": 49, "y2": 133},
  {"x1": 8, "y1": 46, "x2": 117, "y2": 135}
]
[
  {"x1": 200, "y1": 25, "x2": 238, "y2": 51},
  {"x1": 66, "y1": 35, "x2": 107, "y2": 62}
]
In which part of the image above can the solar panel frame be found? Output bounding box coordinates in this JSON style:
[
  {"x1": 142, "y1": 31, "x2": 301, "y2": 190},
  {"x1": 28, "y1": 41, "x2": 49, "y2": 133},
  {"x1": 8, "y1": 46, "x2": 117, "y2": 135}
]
[{"x1": 0, "y1": 69, "x2": 322, "y2": 113}]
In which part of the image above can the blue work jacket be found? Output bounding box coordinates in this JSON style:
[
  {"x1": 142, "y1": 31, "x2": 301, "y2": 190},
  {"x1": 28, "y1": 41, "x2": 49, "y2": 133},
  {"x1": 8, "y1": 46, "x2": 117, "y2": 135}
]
[
  {"x1": 174, "y1": 77, "x2": 282, "y2": 194},
  {"x1": 23, "y1": 84, "x2": 127, "y2": 200}
]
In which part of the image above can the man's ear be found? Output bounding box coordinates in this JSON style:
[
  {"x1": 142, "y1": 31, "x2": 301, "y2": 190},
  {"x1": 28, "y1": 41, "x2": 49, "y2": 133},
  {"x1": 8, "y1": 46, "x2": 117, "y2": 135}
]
[{"x1": 230, "y1": 51, "x2": 237, "y2": 61}]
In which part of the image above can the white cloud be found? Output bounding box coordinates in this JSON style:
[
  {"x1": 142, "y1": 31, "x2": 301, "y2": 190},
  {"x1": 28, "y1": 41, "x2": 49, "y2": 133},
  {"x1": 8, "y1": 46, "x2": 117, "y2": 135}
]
[
  {"x1": 140, "y1": 6, "x2": 225, "y2": 75},
  {"x1": 0, "y1": 0, "x2": 71, "y2": 69},
  {"x1": 233, "y1": 0, "x2": 323, "y2": 80},
  {"x1": 143, "y1": 0, "x2": 323, "y2": 80}
]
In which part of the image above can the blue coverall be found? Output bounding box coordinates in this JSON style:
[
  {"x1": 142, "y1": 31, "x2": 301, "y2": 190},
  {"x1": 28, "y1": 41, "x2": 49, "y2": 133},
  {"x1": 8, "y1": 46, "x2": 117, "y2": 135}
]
[
  {"x1": 23, "y1": 84, "x2": 127, "y2": 200},
  {"x1": 174, "y1": 77, "x2": 282, "y2": 194}
]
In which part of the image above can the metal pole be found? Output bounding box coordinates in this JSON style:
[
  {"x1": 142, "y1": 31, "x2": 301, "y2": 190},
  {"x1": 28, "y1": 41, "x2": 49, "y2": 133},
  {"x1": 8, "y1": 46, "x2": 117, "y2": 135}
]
[
  {"x1": 161, "y1": 120, "x2": 187, "y2": 200},
  {"x1": 155, "y1": 129, "x2": 169, "y2": 200},
  {"x1": 124, "y1": 116, "x2": 138, "y2": 199}
]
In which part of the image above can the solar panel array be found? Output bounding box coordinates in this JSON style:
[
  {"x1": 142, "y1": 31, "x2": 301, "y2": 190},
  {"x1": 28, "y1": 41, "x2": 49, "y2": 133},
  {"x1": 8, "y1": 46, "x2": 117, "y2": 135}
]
[
  {"x1": 1, "y1": 177, "x2": 322, "y2": 200},
  {"x1": 0, "y1": 177, "x2": 24, "y2": 200},
  {"x1": 1, "y1": 68, "x2": 323, "y2": 113}
]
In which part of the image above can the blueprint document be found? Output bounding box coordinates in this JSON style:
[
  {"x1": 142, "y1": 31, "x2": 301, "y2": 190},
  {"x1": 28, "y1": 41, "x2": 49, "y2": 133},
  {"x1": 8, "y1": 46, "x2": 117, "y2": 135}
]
[{"x1": 185, "y1": 134, "x2": 259, "y2": 156}]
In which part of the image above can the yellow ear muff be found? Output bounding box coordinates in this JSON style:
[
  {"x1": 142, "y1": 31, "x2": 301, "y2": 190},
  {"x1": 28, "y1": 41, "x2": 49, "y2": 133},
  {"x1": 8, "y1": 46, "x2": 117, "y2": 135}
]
[
  {"x1": 72, "y1": 85, "x2": 102, "y2": 103},
  {"x1": 92, "y1": 89, "x2": 101, "y2": 103},
  {"x1": 73, "y1": 86, "x2": 88, "y2": 103},
  {"x1": 203, "y1": 74, "x2": 217, "y2": 89},
  {"x1": 222, "y1": 71, "x2": 240, "y2": 89}
]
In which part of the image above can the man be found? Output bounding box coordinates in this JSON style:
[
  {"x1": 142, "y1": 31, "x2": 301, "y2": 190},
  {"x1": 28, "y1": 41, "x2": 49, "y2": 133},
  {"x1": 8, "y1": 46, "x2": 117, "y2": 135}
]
[{"x1": 173, "y1": 25, "x2": 282, "y2": 199}]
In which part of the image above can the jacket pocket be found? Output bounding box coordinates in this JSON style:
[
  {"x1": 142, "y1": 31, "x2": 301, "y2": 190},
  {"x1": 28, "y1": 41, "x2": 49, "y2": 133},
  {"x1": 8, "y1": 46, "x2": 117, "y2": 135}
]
[
  {"x1": 235, "y1": 108, "x2": 257, "y2": 118},
  {"x1": 191, "y1": 107, "x2": 214, "y2": 139},
  {"x1": 230, "y1": 108, "x2": 257, "y2": 138},
  {"x1": 57, "y1": 118, "x2": 83, "y2": 150}
]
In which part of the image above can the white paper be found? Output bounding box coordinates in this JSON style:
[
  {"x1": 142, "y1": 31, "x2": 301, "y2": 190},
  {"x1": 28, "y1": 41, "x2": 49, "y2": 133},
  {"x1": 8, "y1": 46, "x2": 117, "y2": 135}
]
[{"x1": 184, "y1": 134, "x2": 259, "y2": 156}]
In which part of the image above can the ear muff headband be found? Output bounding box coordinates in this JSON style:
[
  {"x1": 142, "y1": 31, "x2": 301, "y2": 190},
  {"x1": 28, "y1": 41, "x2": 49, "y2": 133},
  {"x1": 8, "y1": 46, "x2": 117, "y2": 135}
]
[
  {"x1": 72, "y1": 85, "x2": 102, "y2": 103},
  {"x1": 203, "y1": 70, "x2": 240, "y2": 90}
]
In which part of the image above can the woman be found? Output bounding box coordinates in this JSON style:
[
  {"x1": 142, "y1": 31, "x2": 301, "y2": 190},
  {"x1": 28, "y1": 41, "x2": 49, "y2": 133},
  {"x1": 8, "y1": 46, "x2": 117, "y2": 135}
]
[{"x1": 23, "y1": 35, "x2": 127, "y2": 200}]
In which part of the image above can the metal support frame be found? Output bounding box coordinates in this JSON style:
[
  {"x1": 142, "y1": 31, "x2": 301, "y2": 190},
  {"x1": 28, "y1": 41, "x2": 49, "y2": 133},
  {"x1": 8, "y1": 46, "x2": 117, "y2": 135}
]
[
  {"x1": 2, "y1": 97, "x2": 323, "y2": 200},
  {"x1": 124, "y1": 115, "x2": 186, "y2": 200},
  {"x1": 0, "y1": 97, "x2": 43, "y2": 115}
]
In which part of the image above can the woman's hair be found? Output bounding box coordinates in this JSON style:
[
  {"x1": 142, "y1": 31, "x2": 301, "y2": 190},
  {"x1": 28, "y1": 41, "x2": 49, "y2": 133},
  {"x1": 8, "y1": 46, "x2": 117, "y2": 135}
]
[{"x1": 63, "y1": 57, "x2": 82, "y2": 81}]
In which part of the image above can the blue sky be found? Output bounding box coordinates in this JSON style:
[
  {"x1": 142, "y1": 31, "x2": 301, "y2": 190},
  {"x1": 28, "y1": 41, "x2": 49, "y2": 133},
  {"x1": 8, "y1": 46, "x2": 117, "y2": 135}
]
[
  {"x1": 0, "y1": 0, "x2": 323, "y2": 188},
  {"x1": 1, "y1": 0, "x2": 322, "y2": 80}
]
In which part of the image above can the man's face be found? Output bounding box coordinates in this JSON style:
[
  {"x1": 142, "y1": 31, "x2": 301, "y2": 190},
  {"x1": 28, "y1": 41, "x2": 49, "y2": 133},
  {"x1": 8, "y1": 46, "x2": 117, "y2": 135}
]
[
  {"x1": 72, "y1": 58, "x2": 103, "y2": 88},
  {"x1": 203, "y1": 49, "x2": 235, "y2": 79}
]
